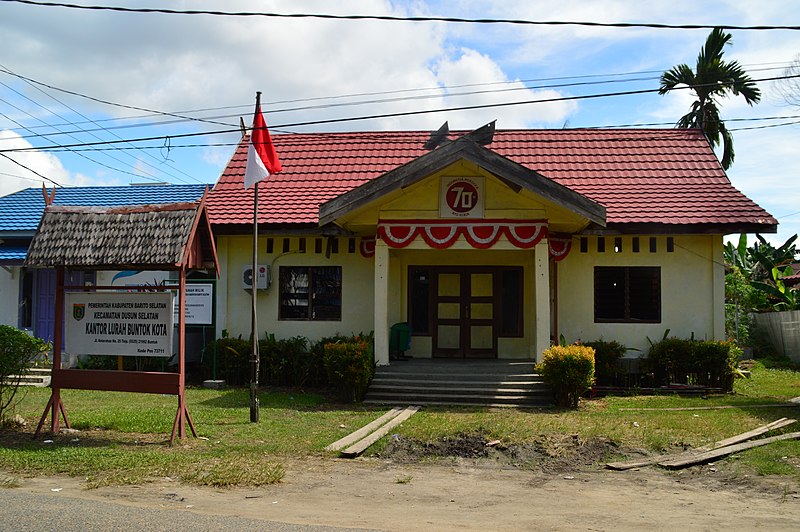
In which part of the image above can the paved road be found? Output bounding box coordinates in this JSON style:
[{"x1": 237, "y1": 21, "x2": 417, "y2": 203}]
[{"x1": 0, "y1": 489, "x2": 377, "y2": 532}]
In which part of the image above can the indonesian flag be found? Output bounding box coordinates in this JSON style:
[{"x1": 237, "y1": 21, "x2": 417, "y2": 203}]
[{"x1": 244, "y1": 106, "x2": 282, "y2": 188}]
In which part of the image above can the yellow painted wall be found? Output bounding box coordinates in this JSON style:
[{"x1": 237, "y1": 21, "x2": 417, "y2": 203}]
[
  {"x1": 216, "y1": 235, "x2": 375, "y2": 341},
  {"x1": 557, "y1": 234, "x2": 724, "y2": 355}
]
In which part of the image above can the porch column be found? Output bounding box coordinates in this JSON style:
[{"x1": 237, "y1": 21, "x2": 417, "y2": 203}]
[
  {"x1": 534, "y1": 239, "x2": 550, "y2": 363},
  {"x1": 374, "y1": 239, "x2": 390, "y2": 366},
  {"x1": 711, "y1": 236, "x2": 725, "y2": 340}
]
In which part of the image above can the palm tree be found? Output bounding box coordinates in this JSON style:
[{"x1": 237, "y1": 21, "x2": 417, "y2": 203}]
[{"x1": 659, "y1": 28, "x2": 760, "y2": 170}]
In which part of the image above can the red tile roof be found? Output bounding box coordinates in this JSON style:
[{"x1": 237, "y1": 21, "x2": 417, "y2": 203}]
[{"x1": 208, "y1": 128, "x2": 776, "y2": 231}]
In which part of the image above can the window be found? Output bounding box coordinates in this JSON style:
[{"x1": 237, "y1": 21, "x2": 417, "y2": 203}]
[
  {"x1": 409, "y1": 268, "x2": 431, "y2": 334},
  {"x1": 594, "y1": 266, "x2": 660, "y2": 323},
  {"x1": 279, "y1": 266, "x2": 341, "y2": 320},
  {"x1": 499, "y1": 268, "x2": 523, "y2": 337}
]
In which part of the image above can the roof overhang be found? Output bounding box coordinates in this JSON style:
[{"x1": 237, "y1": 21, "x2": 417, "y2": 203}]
[
  {"x1": 24, "y1": 192, "x2": 220, "y2": 273},
  {"x1": 583, "y1": 221, "x2": 778, "y2": 236},
  {"x1": 319, "y1": 137, "x2": 606, "y2": 227}
]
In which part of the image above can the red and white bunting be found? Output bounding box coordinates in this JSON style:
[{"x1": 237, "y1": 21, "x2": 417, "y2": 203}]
[
  {"x1": 377, "y1": 219, "x2": 548, "y2": 250},
  {"x1": 359, "y1": 236, "x2": 376, "y2": 258},
  {"x1": 548, "y1": 236, "x2": 573, "y2": 262}
]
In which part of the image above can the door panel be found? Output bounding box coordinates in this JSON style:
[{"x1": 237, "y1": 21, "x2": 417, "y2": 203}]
[{"x1": 432, "y1": 268, "x2": 497, "y2": 358}]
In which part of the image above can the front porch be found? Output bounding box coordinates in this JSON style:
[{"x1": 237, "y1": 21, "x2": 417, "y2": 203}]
[{"x1": 364, "y1": 358, "x2": 553, "y2": 407}]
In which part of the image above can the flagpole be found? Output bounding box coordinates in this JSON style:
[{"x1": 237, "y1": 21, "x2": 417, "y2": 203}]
[{"x1": 250, "y1": 91, "x2": 261, "y2": 423}]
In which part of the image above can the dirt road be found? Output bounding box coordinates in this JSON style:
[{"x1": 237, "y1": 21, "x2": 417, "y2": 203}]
[{"x1": 6, "y1": 457, "x2": 799, "y2": 531}]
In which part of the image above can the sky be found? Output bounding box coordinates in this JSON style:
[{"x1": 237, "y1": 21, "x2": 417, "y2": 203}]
[{"x1": 0, "y1": 0, "x2": 798, "y2": 245}]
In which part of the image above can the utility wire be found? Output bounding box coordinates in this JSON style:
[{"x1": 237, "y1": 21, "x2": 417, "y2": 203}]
[
  {"x1": 0, "y1": 66, "x2": 234, "y2": 127},
  {"x1": 3, "y1": 0, "x2": 800, "y2": 30},
  {"x1": 1, "y1": 74, "x2": 798, "y2": 154},
  {"x1": 0, "y1": 78, "x2": 194, "y2": 184},
  {"x1": 0, "y1": 64, "x2": 200, "y2": 183},
  {"x1": 0, "y1": 97, "x2": 166, "y2": 181},
  {"x1": 0, "y1": 152, "x2": 61, "y2": 186},
  {"x1": 1, "y1": 63, "x2": 792, "y2": 140}
]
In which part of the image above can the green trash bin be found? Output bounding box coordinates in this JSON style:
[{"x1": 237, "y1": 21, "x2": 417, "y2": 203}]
[{"x1": 389, "y1": 322, "x2": 411, "y2": 360}]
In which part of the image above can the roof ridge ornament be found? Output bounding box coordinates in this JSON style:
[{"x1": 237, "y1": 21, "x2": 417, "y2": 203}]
[
  {"x1": 462, "y1": 120, "x2": 496, "y2": 146},
  {"x1": 41, "y1": 184, "x2": 56, "y2": 206},
  {"x1": 423, "y1": 121, "x2": 449, "y2": 150}
]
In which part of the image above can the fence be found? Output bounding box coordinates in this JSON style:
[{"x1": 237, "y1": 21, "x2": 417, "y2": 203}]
[{"x1": 752, "y1": 310, "x2": 800, "y2": 363}]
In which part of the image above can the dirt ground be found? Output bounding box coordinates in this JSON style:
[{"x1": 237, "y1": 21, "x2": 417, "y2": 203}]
[{"x1": 6, "y1": 434, "x2": 800, "y2": 531}]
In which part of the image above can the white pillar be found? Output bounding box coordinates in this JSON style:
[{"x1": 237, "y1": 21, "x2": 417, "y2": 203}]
[
  {"x1": 374, "y1": 240, "x2": 390, "y2": 366},
  {"x1": 534, "y1": 239, "x2": 551, "y2": 363},
  {"x1": 711, "y1": 235, "x2": 725, "y2": 340}
]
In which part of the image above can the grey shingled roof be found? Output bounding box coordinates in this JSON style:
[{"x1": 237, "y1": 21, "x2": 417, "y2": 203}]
[{"x1": 25, "y1": 203, "x2": 199, "y2": 269}]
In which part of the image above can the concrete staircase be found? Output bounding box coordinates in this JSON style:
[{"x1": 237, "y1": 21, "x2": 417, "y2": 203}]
[
  {"x1": 364, "y1": 359, "x2": 553, "y2": 408},
  {"x1": 12, "y1": 367, "x2": 52, "y2": 387}
]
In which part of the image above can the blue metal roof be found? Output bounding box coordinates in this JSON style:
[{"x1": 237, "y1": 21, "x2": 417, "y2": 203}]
[
  {"x1": 0, "y1": 184, "x2": 210, "y2": 232},
  {"x1": 0, "y1": 245, "x2": 28, "y2": 262}
]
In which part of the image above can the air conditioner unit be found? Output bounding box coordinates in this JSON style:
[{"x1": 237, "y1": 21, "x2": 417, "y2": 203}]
[{"x1": 242, "y1": 264, "x2": 270, "y2": 290}]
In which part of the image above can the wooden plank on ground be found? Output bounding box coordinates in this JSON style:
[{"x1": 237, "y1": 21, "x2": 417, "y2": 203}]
[
  {"x1": 619, "y1": 403, "x2": 799, "y2": 411},
  {"x1": 341, "y1": 406, "x2": 420, "y2": 458},
  {"x1": 658, "y1": 431, "x2": 800, "y2": 469},
  {"x1": 606, "y1": 418, "x2": 796, "y2": 471},
  {"x1": 325, "y1": 407, "x2": 403, "y2": 451}
]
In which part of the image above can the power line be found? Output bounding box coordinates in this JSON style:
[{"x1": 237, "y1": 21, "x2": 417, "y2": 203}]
[
  {"x1": 0, "y1": 92, "x2": 172, "y2": 183},
  {"x1": 0, "y1": 63, "x2": 200, "y2": 183},
  {"x1": 1, "y1": 73, "x2": 798, "y2": 155},
  {"x1": 4, "y1": 0, "x2": 800, "y2": 31},
  {"x1": 0, "y1": 152, "x2": 61, "y2": 186},
  {"x1": 1, "y1": 62, "x2": 793, "y2": 142},
  {"x1": 0, "y1": 66, "x2": 235, "y2": 127}
]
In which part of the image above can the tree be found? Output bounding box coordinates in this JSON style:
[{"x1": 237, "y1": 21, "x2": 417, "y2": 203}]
[
  {"x1": 659, "y1": 28, "x2": 761, "y2": 170},
  {"x1": 776, "y1": 55, "x2": 800, "y2": 109},
  {"x1": 0, "y1": 325, "x2": 50, "y2": 424}
]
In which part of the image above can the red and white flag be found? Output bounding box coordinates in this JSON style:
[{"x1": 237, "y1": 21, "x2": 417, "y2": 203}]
[{"x1": 244, "y1": 106, "x2": 282, "y2": 188}]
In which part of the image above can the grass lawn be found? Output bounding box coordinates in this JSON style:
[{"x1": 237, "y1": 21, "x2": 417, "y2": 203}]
[{"x1": 0, "y1": 361, "x2": 798, "y2": 488}]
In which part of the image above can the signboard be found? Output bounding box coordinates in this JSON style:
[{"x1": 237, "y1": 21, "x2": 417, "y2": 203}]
[
  {"x1": 172, "y1": 283, "x2": 213, "y2": 325},
  {"x1": 440, "y1": 176, "x2": 484, "y2": 218},
  {"x1": 65, "y1": 292, "x2": 174, "y2": 357}
]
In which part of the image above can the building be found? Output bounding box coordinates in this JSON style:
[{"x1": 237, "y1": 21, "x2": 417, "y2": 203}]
[{"x1": 205, "y1": 126, "x2": 776, "y2": 366}]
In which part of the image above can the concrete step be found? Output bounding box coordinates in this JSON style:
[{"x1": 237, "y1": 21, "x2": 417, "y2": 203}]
[
  {"x1": 366, "y1": 359, "x2": 552, "y2": 407},
  {"x1": 11, "y1": 367, "x2": 52, "y2": 387}
]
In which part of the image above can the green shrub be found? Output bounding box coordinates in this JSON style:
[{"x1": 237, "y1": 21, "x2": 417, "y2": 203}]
[
  {"x1": 323, "y1": 333, "x2": 374, "y2": 402},
  {"x1": 204, "y1": 335, "x2": 252, "y2": 385},
  {"x1": 0, "y1": 325, "x2": 50, "y2": 423},
  {"x1": 583, "y1": 340, "x2": 627, "y2": 386},
  {"x1": 260, "y1": 335, "x2": 322, "y2": 387},
  {"x1": 537, "y1": 344, "x2": 595, "y2": 408},
  {"x1": 646, "y1": 337, "x2": 739, "y2": 391}
]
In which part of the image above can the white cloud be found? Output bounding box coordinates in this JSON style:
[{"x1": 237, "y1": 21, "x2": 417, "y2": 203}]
[{"x1": 0, "y1": 130, "x2": 110, "y2": 196}]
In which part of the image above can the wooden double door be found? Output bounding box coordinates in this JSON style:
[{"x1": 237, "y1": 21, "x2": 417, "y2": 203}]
[{"x1": 432, "y1": 267, "x2": 498, "y2": 358}]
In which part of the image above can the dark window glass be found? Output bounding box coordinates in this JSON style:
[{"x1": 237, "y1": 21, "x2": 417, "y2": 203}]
[
  {"x1": 597, "y1": 237, "x2": 605, "y2": 253},
  {"x1": 580, "y1": 237, "x2": 588, "y2": 253},
  {"x1": 499, "y1": 268, "x2": 523, "y2": 337},
  {"x1": 314, "y1": 238, "x2": 322, "y2": 254},
  {"x1": 282, "y1": 238, "x2": 290, "y2": 253},
  {"x1": 279, "y1": 266, "x2": 341, "y2": 321},
  {"x1": 614, "y1": 237, "x2": 622, "y2": 253},
  {"x1": 266, "y1": 238, "x2": 274, "y2": 254},
  {"x1": 632, "y1": 237, "x2": 640, "y2": 253},
  {"x1": 299, "y1": 238, "x2": 306, "y2": 253},
  {"x1": 409, "y1": 268, "x2": 431, "y2": 335},
  {"x1": 331, "y1": 238, "x2": 339, "y2": 254},
  {"x1": 667, "y1": 237, "x2": 675, "y2": 252},
  {"x1": 594, "y1": 266, "x2": 660, "y2": 323},
  {"x1": 348, "y1": 238, "x2": 356, "y2": 253},
  {"x1": 650, "y1": 237, "x2": 657, "y2": 253}
]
